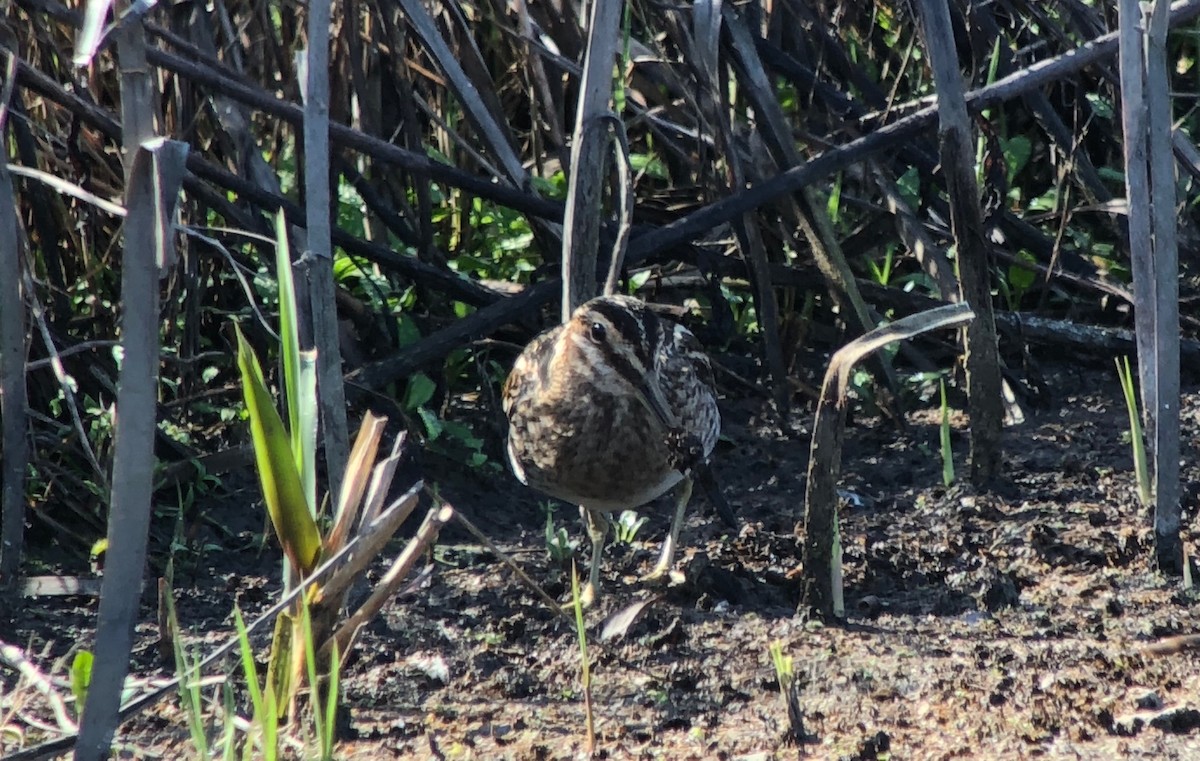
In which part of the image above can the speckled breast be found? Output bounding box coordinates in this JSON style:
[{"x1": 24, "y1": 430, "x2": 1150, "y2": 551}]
[{"x1": 506, "y1": 375, "x2": 719, "y2": 512}]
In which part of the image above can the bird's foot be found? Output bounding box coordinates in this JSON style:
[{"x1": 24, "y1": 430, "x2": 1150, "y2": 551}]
[
  {"x1": 643, "y1": 562, "x2": 686, "y2": 587},
  {"x1": 643, "y1": 564, "x2": 670, "y2": 583}
]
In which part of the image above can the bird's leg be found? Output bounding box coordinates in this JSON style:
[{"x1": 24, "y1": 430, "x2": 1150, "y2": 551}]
[
  {"x1": 646, "y1": 476, "x2": 693, "y2": 580},
  {"x1": 695, "y1": 462, "x2": 738, "y2": 528},
  {"x1": 580, "y1": 507, "x2": 609, "y2": 607}
]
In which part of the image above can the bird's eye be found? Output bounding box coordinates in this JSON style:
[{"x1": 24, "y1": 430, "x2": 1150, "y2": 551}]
[{"x1": 589, "y1": 321, "x2": 607, "y2": 343}]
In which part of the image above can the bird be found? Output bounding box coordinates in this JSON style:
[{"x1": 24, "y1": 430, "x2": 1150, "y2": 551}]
[{"x1": 502, "y1": 294, "x2": 722, "y2": 606}]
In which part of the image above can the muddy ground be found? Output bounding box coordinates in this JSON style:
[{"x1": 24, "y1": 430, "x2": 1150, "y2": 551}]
[{"x1": 3, "y1": 356, "x2": 1200, "y2": 760}]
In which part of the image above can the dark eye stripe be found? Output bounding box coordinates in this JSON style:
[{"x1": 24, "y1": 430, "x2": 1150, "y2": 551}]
[{"x1": 588, "y1": 299, "x2": 650, "y2": 367}]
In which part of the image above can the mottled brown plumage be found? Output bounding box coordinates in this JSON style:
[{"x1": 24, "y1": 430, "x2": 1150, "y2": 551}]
[{"x1": 503, "y1": 295, "x2": 720, "y2": 604}]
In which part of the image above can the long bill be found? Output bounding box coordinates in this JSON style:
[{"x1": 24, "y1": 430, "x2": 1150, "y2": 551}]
[{"x1": 635, "y1": 376, "x2": 679, "y2": 433}]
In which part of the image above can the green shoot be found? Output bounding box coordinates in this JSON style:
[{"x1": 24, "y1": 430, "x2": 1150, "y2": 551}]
[
  {"x1": 234, "y1": 607, "x2": 278, "y2": 761},
  {"x1": 220, "y1": 681, "x2": 237, "y2": 761},
  {"x1": 300, "y1": 595, "x2": 339, "y2": 761},
  {"x1": 1184, "y1": 547, "x2": 1193, "y2": 592},
  {"x1": 570, "y1": 562, "x2": 595, "y2": 754},
  {"x1": 769, "y1": 639, "x2": 806, "y2": 742},
  {"x1": 832, "y1": 519, "x2": 844, "y2": 619},
  {"x1": 163, "y1": 575, "x2": 209, "y2": 757},
  {"x1": 867, "y1": 243, "x2": 895, "y2": 286},
  {"x1": 940, "y1": 379, "x2": 955, "y2": 487},
  {"x1": 768, "y1": 640, "x2": 793, "y2": 695},
  {"x1": 613, "y1": 510, "x2": 647, "y2": 545},
  {"x1": 69, "y1": 651, "x2": 93, "y2": 720},
  {"x1": 544, "y1": 507, "x2": 577, "y2": 564},
  {"x1": 1115, "y1": 357, "x2": 1151, "y2": 506}
]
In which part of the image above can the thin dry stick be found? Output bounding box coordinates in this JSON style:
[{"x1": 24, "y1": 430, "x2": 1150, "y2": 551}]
[
  {"x1": 21, "y1": 268, "x2": 108, "y2": 489},
  {"x1": 452, "y1": 509, "x2": 571, "y2": 622},
  {"x1": 570, "y1": 563, "x2": 596, "y2": 755},
  {"x1": 5, "y1": 164, "x2": 126, "y2": 216},
  {"x1": 0, "y1": 641, "x2": 77, "y2": 732}
]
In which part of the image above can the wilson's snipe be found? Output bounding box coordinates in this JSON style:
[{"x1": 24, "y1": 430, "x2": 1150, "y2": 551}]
[{"x1": 503, "y1": 294, "x2": 721, "y2": 605}]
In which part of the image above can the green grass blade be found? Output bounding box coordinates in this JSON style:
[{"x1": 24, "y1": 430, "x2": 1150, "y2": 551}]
[
  {"x1": 300, "y1": 599, "x2": 326, "y2": 755},
  {"x1": 220, "y1": 680, "x2": 237, "y2": 761},
  {"x1": 940, "y1": 379, "x2": 955, "y2": 487},
  {"x1": 1116, "y1": 357, "x2": 1152, "y2": 506},
  {"x1": 324, "y1": 643, "x2": 340, "y2": 759},
  {"x1": 274, "y1": 213, "x2": 300, "y2": 458},
  {"x1": 235, "y1": 606, "x2": 277, "y2": 761},
  {"x1": 274, "y1": 212, "x2": 319, "y2": 519},
  {"x1": 233, "y1": 607, "x2": 265, "y2": 722},
  {"x1": 70, "y1": 651, "x2": 93, "y2": 719},
  {"x1": 164, "y1": 575, "x2": 208, "y2": 757}
]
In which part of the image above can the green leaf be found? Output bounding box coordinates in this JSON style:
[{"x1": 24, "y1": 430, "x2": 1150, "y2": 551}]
[
  {"x1": 267, "y1": 609, "x2": 294, "y2": 722},
  {"x1": 402, "y1": 373, "x2": 437, "y2": 411},
  {"x1": 417, "y1": 406, "x2": 443, "y2": 440},
  {"x1": 1007, "y1": 250, "x2": 1038, "y2": 293},
  {"x1": 441, "y1": 420, "x2": 483, "y2": 448},
  {"x1": 940, "y1": 379, "x2": 955, "y2": 488},
  {"x1": 627, "y1": 270, "x2": 652, "y2": 293},
  {"x1": 827, "y1": 173, "x2": 843, "y2": 223},
  {"x1": 71, "y1": 651, "x2": 93, "y2": 716},
  {"x1": 332, "y1": 253, "x2": 359, "y2": 281},
  {"x1": 629, "y1": 153, "x2": 668, "y2": 180},
  {"x1": 396, "y1": 314, "x2": 421, "y2": 347},
  {"x1": 896, "y1": 167, "x2": 921, "y2": 209},
  {"x1": 1085, "y1": 93, "x2": 1115, "y2": 120},
  {"x1": 235, "y1": 325, "x2": 321, "y2": 576},
  {"x1": 1002, "y1": 136, "x2": 1032, "y2": 182},
  {"x1": 234, "y1": 607, "x2": 274, "y2": 755}
]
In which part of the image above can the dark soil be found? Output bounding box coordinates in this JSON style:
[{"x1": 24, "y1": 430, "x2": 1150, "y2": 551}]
[{"x1": 3, "y1": 359, "x2": 1200, "y2": 760}]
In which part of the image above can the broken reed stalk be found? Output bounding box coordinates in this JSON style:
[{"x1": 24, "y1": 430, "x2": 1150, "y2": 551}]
[
  {"x1": 75, "y1": 9, "x2": 190, "y2": 752},
  {"x1": 0, "y1": 136, "x2": 27, "y2": 583},
  {"x1": 561, "y1": 0, "x2": 625, "y2": 318},
  {"x1": 302, "y1": 0, "x2": 350, "y2": 508},
  {"x1": 1119, "y1": 0, "x2": 1183, "y2": 574},
  {"x1": 322, "y1": 503, "x2": 454, "y2": 660},
  {"x1": 799, "y1": 303, "x2": 975, "y2": 619},
  {"x1": 915, "y1": 0, "x2": 1004, "y2": 485}
]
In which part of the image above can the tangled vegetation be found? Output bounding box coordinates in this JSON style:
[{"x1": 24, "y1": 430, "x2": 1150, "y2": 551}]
[{"x1": 2, "y1": 0, "x2": 1199, "y2": 757}]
